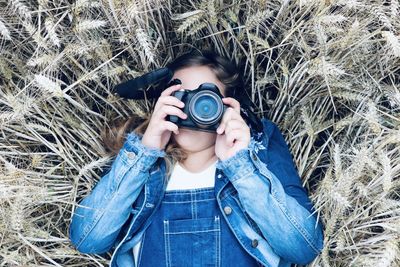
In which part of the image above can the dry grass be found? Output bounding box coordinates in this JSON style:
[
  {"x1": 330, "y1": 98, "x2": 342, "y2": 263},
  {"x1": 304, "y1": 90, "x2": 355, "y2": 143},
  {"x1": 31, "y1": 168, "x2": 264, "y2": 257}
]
[{"x1": 0, "y1": 0, "x2": 399, "y2": 266}]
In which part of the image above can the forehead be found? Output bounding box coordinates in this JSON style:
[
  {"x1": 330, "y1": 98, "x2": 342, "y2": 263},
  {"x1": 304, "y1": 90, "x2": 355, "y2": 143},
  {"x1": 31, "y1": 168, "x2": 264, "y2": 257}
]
[{"x1": 171, "y1": 65, "x2": 226, "y2": 94}]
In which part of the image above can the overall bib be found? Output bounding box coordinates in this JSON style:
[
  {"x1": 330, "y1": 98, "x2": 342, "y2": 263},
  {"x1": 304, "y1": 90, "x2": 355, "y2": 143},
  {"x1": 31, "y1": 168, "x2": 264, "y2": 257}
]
[{"x1": 137, "y1": 187, "x2": 261, "y2": 266}]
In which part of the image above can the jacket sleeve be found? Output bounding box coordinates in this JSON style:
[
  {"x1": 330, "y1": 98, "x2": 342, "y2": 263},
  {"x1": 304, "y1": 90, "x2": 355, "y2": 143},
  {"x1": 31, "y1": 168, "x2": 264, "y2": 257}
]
[
  {"x1": 263, "y1": 121, "x2": 316, "y2": 213},
  {"x1": 215, "y1": 122, "x2": 324, "y2": 265},
  {"x1": 69, "y1": 131, "x2": 165, "y2": 254}
]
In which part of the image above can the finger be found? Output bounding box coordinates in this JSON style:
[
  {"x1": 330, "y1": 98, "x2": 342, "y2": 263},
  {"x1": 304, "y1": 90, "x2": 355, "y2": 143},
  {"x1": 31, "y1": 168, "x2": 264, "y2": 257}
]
[
  {"x1": 154, "y1": 95, "x2": 185, "y2": 114},
  {"x1": 160, "y1": 83, "x2": 182, "y2": 97},
  {"x1": 155, "y1": 84, "x2": 182, "y2": 111},
  {"x1": 225, "y1": 129, "x2": 243, "y2": 147},
  {"x1": 222, "y1": 97, "x2": 240, "y2": 114},
  {"x1": 228, "y1": 108, "x2": 246, "y2": 122},
  {"x1": 224, "y1": 119, "x2": 246, "y2": 135},
  {"x1": 217, "y1": 107, "x2": 234, "y2": 134},
  {"x1": 161, "y1": 121, "x2": 180, "y2": 135},
  {"x1": 155, "y1": 105, "x2": 187, "y2": 121},
  {"x1": 217, "y1": 107, "x2": 243, "y2": 134}
]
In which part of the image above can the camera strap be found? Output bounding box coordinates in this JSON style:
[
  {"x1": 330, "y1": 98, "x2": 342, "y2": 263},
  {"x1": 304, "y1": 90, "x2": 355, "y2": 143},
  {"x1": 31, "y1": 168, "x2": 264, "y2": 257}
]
[{"x1": 113, "y1": 67, "x2": 173, "y2": 100}]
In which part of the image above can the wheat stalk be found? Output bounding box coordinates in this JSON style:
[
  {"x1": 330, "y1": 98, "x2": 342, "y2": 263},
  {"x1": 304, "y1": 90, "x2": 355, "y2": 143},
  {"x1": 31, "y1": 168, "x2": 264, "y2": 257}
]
[
  {"x1": 0, "y1": 19, "x2": 11, "y2": 40},
  {"x1": 44, "y1": 18, "x2": 60, "y2": 47},
  {"x1": 74, "y1": 19, "x2": 107, "y2": 33},
  {"x1": 10, "y1": 0, "x2": 32, "y2": 21},
  {"x1": 1, "y1": 0, "x2": 399, "y2": 265},
  {"x1": 135, "y1": 28, "x2": 155, "y2": 63},
  {"x1": 34, "y1": 74, "x2": 64, "y2": 98},
  {"x1": 382, "y1": 31, "x2": 400, "y2": 58}
]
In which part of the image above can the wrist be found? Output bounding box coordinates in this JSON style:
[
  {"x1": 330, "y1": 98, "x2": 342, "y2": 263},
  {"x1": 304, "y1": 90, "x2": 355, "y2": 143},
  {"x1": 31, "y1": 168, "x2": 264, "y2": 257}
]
[
  {"x1": 125, "y1": 132, "x2": 165, "y2": 157},
  {"x1": 216, "y1": 136, "x2": 265, "y2": 182},
  {"x1": 141, "y1": 135, "x2": 163, "y2": 152},
  {"x1": 121, "y1": 132, "x2": 166, "y2": 172}
]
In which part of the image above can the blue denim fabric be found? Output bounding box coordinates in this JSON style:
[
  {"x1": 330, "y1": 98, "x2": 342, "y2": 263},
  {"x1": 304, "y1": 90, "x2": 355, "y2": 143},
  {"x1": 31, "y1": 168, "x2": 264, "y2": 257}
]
[
  {"x1": 69, "y1": 118, "x2": 324, "y2": 267},
  {"x1": 138, "y1": 187, "x2": 261, "y2": 266}
]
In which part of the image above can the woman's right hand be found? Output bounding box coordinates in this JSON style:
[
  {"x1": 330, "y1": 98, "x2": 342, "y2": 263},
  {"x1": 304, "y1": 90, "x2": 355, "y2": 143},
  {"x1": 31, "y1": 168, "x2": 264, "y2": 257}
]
[{"x1": 141, "y1": 84, "x2": 188, "y2": 151}]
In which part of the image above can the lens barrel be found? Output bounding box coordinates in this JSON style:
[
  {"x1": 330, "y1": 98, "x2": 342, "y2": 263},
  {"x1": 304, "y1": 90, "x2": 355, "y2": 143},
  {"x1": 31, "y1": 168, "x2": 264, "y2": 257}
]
[{"x1": 189, "y1": 90, "x2": 224, "y2": 126}]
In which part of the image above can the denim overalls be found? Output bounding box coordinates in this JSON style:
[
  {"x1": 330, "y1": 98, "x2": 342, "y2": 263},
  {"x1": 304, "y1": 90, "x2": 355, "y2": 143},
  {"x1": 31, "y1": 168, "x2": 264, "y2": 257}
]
[{"x1": 136, "y1": 186, "x2": 262, "y2": 266}]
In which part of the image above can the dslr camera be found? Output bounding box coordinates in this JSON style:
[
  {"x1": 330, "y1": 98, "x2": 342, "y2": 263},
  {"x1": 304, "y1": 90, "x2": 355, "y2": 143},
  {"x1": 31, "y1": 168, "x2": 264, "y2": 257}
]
[
  {"x1": 166, "y1": 80, "x2": 228, "y2": 133},
  {"x1": 113, "y1": 66, "x2": 264, "y2": 134}
]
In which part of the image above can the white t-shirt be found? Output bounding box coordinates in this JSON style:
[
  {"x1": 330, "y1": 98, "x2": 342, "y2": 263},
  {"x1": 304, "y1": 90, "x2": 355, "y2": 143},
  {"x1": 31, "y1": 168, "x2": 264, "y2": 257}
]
[{"x1": 132, "y1": 159, "x2": 217, "y2": 266}]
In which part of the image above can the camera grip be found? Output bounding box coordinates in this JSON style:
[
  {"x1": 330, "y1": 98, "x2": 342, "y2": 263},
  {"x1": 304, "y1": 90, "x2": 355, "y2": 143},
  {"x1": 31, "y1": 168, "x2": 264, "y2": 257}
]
[{"x1": 167, "y1": 90, "x2": 185, "y2": 124}]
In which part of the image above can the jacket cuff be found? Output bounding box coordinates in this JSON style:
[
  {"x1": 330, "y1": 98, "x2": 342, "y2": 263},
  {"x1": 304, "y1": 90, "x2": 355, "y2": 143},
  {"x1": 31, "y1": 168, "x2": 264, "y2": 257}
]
[
  {"x1": 216, "y1": 137, "x2": 259, "y2": 183},
  {"x1": 120, "y1": 131, "x2": 166, "y2": 172}
]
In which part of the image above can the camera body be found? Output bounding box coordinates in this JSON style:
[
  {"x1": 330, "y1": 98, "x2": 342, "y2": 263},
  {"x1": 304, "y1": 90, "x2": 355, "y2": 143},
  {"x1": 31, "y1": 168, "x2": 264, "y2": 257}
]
[{"x1": 166, "y1": 82, "x2": 228, "y2": 133}]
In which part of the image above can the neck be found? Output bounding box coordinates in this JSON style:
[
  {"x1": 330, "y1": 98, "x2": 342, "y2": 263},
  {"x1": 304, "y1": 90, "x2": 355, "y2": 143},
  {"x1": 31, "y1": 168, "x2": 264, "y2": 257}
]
[{"x1": 179, "y1": 144, "x2": 218, "y2": 173}]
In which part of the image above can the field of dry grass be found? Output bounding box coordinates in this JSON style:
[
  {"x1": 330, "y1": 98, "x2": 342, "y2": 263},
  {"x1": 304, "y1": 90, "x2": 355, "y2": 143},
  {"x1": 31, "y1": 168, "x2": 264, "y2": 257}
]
[{"x1": 0, "y1": 0, "x2": 399, "y2": 266}]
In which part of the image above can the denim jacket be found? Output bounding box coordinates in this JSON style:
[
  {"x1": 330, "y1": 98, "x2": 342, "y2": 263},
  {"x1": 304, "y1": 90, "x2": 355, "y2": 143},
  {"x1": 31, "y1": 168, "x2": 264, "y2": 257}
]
[{"x1": 69, "y1": 118, "x2": 324, "y2": 267}]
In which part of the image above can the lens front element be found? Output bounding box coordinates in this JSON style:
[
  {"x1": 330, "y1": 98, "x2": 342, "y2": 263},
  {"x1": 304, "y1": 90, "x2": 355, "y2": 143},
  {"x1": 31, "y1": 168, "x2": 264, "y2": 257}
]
[{"x1": 189, "y1": 91, "x2": 223, "y2": 126}]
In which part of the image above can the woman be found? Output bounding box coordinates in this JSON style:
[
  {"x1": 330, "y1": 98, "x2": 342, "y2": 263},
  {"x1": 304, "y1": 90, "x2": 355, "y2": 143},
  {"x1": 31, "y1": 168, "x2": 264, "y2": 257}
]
[{"x1": 69, "y1": 49, "x2": 324, "y2": 267}]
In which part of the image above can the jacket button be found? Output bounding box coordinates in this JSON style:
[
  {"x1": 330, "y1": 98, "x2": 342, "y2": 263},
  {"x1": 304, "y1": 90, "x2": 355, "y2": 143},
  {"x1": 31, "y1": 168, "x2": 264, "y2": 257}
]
[
  {"x1": 145, "y1": 202, "x2": 154, "y2": 208},
  {"x1": 125, "y1": 150, "x2": 136, "y2": 159},
  {"x1": 251, "y1": 152, "x2": 258, "y2": 161},
  {"x1": 251, "y1": 239, "x2": 259, "y2": 248},
  {"x1": 217, "y1": 174, "x2": 222, "y2": 179},
  {"x1": 223, "y1": 206, "x2": 232, "y2": 215}
]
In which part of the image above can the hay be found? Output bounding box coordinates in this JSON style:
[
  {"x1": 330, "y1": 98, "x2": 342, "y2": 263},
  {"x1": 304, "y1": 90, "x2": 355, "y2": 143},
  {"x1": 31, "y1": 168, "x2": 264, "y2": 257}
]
[{"x1": 0, "y1": 0, "x2": 399, "y2": 266}]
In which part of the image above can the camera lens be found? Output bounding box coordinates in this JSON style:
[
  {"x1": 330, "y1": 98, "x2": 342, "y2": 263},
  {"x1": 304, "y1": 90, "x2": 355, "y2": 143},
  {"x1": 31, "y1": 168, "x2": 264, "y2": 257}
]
[
  {"x1": 194, "y1": 95, "x2": 217, "y2": 118},
  {"x1": 189, "y1": 91, "x2": 223, "y2": 126}
]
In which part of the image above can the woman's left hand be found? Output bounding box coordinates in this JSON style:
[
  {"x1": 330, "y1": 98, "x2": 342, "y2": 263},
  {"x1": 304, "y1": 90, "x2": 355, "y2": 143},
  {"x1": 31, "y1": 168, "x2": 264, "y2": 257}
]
[{"x1": 215, "y1": 97, "x2": 251, "y2": 161}]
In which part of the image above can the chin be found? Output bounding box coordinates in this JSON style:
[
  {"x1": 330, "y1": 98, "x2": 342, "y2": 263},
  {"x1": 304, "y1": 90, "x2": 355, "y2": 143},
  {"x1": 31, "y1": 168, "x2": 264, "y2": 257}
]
[{"x1": 172, "y1": 128, "x2": 216, "y2": 151}]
